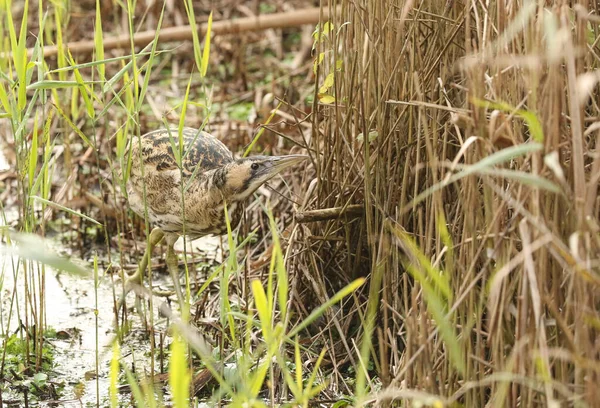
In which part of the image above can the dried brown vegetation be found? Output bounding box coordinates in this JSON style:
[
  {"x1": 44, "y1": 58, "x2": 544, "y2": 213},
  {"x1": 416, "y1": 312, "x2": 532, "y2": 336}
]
[{"x1": 295, "y1": 1, "x2": 600, "y2": 405}]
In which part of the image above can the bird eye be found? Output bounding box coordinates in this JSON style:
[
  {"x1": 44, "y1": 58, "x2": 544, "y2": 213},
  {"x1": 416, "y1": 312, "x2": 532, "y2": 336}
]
[{"x1": 251, "y1": 163, "x2": 260, "y2": 170}]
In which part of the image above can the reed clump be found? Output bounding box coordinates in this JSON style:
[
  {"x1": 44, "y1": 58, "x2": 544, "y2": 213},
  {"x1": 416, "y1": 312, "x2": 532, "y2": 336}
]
[{"x1": 299, "y1": 1, "x2": 600, "y2": 405}]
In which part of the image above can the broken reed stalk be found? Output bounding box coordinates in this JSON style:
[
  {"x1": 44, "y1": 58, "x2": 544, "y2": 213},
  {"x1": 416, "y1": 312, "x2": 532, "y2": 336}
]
[
  {"x1": 29, "y1": 7, "x2": 340, "y2": 58},
  {"x1": 295, "y1": 204, "x2": 364, "y2": 223}
]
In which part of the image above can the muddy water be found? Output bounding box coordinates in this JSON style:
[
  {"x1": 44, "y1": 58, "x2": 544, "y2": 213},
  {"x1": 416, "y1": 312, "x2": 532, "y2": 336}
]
[
  {"x1": 0, "y1": 233, "x2": 222, "y2": 406},
  {"x1": 1, "y1": 258, "x2": 119, "y2": 405}
]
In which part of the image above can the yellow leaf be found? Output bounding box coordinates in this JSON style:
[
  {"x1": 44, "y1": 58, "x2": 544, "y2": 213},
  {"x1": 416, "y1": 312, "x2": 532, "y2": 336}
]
[
  {"x1": 313, "y1": 52, "x2": 325, "y2": 74},
  {"x1": 319, "y1": 72, "x2": 334, "y2": 94},
  {"x1": 318, "y1": 94, "x2": 335, "y2": 104}
]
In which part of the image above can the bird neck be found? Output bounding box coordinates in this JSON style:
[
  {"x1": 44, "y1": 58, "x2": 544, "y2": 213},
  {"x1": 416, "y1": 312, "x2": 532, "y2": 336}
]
[{"x1": 210, "y1": 165, "x2": 245, "y2": 201}]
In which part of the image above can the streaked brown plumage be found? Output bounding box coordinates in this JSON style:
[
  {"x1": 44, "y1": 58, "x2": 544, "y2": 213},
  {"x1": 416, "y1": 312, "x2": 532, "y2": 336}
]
[{"x1": 120, "y1": 127, "x2": 306, "y2": 305}]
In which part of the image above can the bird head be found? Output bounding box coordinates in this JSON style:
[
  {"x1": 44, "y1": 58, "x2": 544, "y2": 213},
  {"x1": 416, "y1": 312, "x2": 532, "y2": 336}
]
[{"x1": 214, "y1": 154, "x2": 308, "y2": 201}]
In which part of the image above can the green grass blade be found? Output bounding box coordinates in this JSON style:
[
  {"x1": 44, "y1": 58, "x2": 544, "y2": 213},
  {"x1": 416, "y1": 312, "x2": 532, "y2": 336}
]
[
  {"x1": 94, "y1": 0, "x2": 105, "y2": 79},
  {"x1": 391, "y1": 226, "x2": 466, "y2": 376},
  {"x1": 183, "y1": 0, "x2": 202, "y2": 71},
  {"x1": 68, "y1": 51, "x2": 97, "y2": 119},
  {"x1": 471, "y1": 97, "x2": 544, "y2": 142},
  {"x1": 169, "y1": 333, "x2": 191, "y2": 408},
  {"x1": 475, "y1": 167, "x2": 561, "y2": 193},
  {"x1": 15, "y1": 0, "x2": 29, "y2": 112},
  {"x1": 177, "y1": 76, "x2": 194, "y2": 159},
  {"x1": 0, "y1": 76, "x2": 11, "y2": 115},
  {"x1": 392, "y1": 227, "x2": 451, "y2": 301},
  {"x1": 53, "y1": 102, "x2": 94, "y2": 148},
  {"x1": 295, "y1": 337, "x2": 303, "y2": 395},
  {"x1": 408, "y1": 142, "x2": 543, "y2": 210},
  {"x1": 201, "y1": 11, "x2": 213, "y2": 77},
  {"x1": 243, "y1": 101, "x2": 282, "y2": 157},
  {"x1": 31, "y1": 195, "x2": 103, "y2": 226},
  {"x1": 288, "y1": 278, "x2": 365, "y2": 339},
  {"x1": 0, "y1": 232, "x2": 90, "y2": 276},
  {"x1": 109, "y1": 341, "x2": 119, "y2": 408},
  {"x1": 124, "y1": 368, "x2": 147, "y2": 408},
  {"x1": 252, "y1": 279, "x2": 271, "y2": 338},
  {"x1": 26, "y1": 80, "x2": 81, "y2": 90},
  {"x1": 137, "y1": 2, "x2": 166, "y2": 110},
  {"x1": 28, "y1": 113, "x2": 39, "y2": 191}
]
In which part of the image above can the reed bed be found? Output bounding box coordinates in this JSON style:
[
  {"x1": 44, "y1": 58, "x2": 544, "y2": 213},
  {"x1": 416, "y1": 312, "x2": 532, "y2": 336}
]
[
  {"x1": 0, "y1": 0, "x2": 599, "y2": 406},
  {"x1": 298, "y1": 0, "x2": 600, "y2": 406}
]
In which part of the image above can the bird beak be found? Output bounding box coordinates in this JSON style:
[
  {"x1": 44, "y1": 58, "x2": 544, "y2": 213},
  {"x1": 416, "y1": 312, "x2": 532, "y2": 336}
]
[{"x1": 271, "y1": 154, "x2": 309, "y2": 173}]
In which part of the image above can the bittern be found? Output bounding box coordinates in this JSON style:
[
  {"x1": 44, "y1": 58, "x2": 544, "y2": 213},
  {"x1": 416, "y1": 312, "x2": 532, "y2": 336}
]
[{"x1": 121, "y1": 127, "x2": 306, "y2": 305}]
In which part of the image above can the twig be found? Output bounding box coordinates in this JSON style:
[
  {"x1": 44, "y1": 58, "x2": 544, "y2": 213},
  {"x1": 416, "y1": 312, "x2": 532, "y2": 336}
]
[
  {"x1": 29, "y1": 7, "x2": 339, "y2": 58},
  {"x1": 295, "y1": 204, "x2": 364, "y2": 223}
]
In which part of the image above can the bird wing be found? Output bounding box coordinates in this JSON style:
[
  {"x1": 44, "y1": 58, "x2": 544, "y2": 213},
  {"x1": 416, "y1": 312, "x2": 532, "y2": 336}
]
[
  {"x1": 180, "y1": 127, "x2": 234, "y2": 175},
  {"x1": 136, "y1": 128, "x2": 234, "y2": 177}
]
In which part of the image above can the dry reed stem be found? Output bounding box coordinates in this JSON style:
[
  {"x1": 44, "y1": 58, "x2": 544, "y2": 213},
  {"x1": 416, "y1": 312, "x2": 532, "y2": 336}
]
[
  {"x1": 24, "y1": 7, "x2": 340, "y2": 58},
  {"x1": 297, "y1": 0, "x2": 600, "y2": 405}
]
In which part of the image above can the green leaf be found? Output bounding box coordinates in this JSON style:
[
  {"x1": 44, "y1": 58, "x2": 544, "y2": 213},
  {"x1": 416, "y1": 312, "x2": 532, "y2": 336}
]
[
  {"x1": 471, "y1": 97, "x2": 544, "y2": 142},
  {"x1": 68, "y1": 51, "x2": 96, "y2": 119},
  {"x1": 0, "y1": 78, "x2": 11, "y2": 115},
  {"x1": 184, "y1": 0, "x2": 202, "y2": 73},
  {"x1": 295, "y1": 338, "x2": 303, "y2": 394},
  {"x1": 28, "y1": 114, "x2": 39, "y2": 190},
  {"x1": 16, "y1": 0, "x2": 30, "y2": 111},
  {"x1": 390, "y1": 225, "x2": 465, "y2": 376},
  {"x1": 357, "y1": 130, "x2": 378, "y2": 143},
  {"x1": 53, "y1": 102, "x2": 94, "y2": 148},
  {"x1": 27, "y1": 80, "x2": 81, "y2": 90},
  {"x1": 313, "y1": 52, "x2": 325, "y2": 74},
  {"x1": 409, "y1": 142, "x2": 544, "y2": 210},
  {"x1": 137, "y1": 4, "x2": 165, "y2": 110},
  {"x1": 267, "y1": 207, "x2": 287, "y2": 322},
  {"x1": 249, "y1": 358, "x2": 271, "y2": 398},
  {"x1": 177, "y1": 77, "x2": 194, "y2": 161}
]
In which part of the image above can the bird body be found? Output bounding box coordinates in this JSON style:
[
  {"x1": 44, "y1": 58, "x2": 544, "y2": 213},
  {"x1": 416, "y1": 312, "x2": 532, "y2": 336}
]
[
  {"x1": 126, "y1": 127, "x2": 240, "y2": 238},
  {"x1": 119, "y1": 126, "x2": 306, "y2": 308},
  {"x1": 125, "y1": 126, "x2": 306, "y2": 241}
]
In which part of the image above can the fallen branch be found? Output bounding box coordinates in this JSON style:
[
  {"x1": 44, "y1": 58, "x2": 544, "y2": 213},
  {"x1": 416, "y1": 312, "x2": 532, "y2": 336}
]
[
  {"x1": 295, "y1": 204, "x2": 364, "y2": 223},
  {"x1": 30, "y1": 7, "x2": 338, "y2": 58}
]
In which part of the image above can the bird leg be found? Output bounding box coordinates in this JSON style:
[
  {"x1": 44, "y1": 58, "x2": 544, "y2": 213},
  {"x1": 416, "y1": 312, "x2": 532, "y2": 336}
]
[
  {"x1": 117, "y1": 227, "x2": 165, "y2": 313},
  {"x1": 117, "y1": 229, "x2": 186, "y2": 314},
  {"x1": 126, "y1": 227, "x2": 165, "y2": 287},
  {"x1": 164, "y1": 233, "x2": 185, "y2": 306}
]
